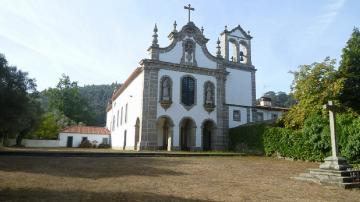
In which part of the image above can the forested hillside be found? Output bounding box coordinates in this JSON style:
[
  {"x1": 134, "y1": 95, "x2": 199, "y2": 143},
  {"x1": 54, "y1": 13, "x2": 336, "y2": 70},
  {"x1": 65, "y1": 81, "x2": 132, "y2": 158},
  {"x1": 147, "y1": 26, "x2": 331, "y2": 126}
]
[{"x1": 79, "y1": 83, "x2": 119, "y2": 126}]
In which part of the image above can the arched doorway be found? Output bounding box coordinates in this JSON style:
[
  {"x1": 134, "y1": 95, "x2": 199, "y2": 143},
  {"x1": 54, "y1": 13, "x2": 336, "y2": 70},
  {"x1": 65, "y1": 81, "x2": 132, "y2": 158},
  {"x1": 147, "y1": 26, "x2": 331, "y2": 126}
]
[
  {"x1": 156, "y1": 116, "x2": 174, "y2": 151},
  {"x1": 134, "y1": 118, "x2": 140, "y2": 150},
  {"x1": 202, "y1": 119, "x2": 216, "y2": 151},
  {"x1": 179, "y1": 118, "x2": 196, "y2": 151}
]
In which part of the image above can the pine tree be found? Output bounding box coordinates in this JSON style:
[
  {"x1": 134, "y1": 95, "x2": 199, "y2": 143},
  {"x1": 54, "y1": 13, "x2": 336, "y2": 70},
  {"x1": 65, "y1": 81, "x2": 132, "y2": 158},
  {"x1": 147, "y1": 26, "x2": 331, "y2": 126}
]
[{"x1": 339, "y1": 27, "x2": 360, "y2": 113}]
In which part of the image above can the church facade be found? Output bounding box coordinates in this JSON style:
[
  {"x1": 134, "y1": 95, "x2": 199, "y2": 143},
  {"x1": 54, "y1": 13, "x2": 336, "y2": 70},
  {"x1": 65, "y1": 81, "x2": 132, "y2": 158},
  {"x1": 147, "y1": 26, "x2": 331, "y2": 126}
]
[{"x1": 106, "y1": 13, "x2": 274, "y2": 151}]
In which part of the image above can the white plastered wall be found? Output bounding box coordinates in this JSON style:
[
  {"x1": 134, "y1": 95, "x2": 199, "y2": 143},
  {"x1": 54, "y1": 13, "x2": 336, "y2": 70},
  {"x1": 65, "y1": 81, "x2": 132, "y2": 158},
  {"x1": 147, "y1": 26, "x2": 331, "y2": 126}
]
[
  {"x1": 59, "y1": 133, "x2": 110, "y2": 147},
  {"x1": 106, "y1": 71, "x2": 144, "y2": 150},
  {"x1": 228, "y1": 106, "x2": 249, "y2": 128},
  {"x1": 225, "y1": 68, "x2": 252, "y2": 106}
]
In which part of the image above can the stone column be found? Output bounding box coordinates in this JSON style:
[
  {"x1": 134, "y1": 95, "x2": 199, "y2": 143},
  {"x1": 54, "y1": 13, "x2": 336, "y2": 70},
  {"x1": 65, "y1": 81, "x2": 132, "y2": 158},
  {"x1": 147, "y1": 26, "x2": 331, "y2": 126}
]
[
  {"x1": 319, "y1": 101, "x2": 352, "y2": 171},
  {"x1": 214, "y1": 71, "x2": 229, "y2": 150},
  {"x1": 167, "y1": 126, "x2": 173, "y2": 151},
  {"x1": 251, "y1": 71, "x2": 257, "y2": 122},
  {"x1": 140, "y1": 66, "x2": 159, "y2": 150},
  {"x1": 195, "y1": 125, "x2": 202, "y2": 149}
]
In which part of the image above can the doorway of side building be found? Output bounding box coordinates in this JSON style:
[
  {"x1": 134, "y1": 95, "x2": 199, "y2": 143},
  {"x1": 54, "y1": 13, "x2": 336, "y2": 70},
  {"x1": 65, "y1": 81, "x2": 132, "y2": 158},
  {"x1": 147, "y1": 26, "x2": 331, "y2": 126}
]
[
  {"x1": 179, "y1": 118, "x2": 196, "y2": 151},
  {"x1": 202, "y1": 120, "x2": 216, "y2": 151}
]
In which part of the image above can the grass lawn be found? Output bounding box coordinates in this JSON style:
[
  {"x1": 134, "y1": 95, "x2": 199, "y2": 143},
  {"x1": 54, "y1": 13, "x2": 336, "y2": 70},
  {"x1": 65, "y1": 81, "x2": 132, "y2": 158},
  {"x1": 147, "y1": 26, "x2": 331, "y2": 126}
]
[{"x1": 0, "y1": 156, "x2": 359, "y2": 201}]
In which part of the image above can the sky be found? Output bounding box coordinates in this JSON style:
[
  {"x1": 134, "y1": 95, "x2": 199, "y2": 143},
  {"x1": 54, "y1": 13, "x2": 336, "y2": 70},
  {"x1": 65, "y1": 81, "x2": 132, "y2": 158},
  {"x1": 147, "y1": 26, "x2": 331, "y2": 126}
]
[{"x1": 0, "y1": 0, "x2": 359, "y2": 97}]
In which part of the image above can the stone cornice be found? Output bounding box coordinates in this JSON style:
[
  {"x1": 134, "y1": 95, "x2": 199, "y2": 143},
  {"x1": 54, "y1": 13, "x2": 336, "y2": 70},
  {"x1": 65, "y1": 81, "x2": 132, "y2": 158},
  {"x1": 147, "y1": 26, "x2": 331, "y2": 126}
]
[
  {"x1": 224, "y1": 61, "x2": 257, "y2": 72},
  {"x1": 140, "y1": 59, "x2": 228, "y2": 77}
]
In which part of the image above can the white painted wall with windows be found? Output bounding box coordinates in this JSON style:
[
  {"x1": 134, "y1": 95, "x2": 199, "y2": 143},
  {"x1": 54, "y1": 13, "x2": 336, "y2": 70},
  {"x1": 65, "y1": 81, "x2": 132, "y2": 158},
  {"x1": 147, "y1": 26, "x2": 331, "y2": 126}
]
[{"x1": 107, "y1": 71, "x2": 144, "y2": 150}]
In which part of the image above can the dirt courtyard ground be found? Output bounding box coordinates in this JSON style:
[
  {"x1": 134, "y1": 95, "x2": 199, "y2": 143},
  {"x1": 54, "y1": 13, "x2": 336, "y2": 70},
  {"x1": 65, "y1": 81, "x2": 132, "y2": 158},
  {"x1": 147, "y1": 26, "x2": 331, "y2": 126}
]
[{"x1": 0, "y1": 156, "x2": 359, "y2": 201}]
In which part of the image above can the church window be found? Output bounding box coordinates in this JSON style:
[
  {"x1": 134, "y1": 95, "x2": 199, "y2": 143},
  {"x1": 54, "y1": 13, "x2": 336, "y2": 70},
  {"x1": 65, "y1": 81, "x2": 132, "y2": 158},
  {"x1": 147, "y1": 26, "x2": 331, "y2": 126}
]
[
  {"x1": 233, "y1": 110, "x2": 241, "y2": 122},
  {"x1": 120, "y1": 107, "x2": 123, "y2": 125},
  {"x1": 116, "y1": 110, "x2": 119, "y2": 127},
  {"x1": 112, "y1": 115, "x2": 115, "y2": 131},
  {"x1": 125, "y1": 103, "x2": 128, "y2": 123},
  {"x1": 181, "y1": 76, "x2": 196, "y2": 107}
]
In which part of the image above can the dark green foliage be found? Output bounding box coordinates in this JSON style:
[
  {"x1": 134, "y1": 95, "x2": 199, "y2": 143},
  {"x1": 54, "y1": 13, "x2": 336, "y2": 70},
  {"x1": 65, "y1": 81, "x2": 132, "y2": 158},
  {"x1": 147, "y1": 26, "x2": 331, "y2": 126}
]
[
  {"x1": 79, "y1": 83, "x2": 118, "y2": 126},
  {"x1": 79, "y1": 139, "x2": 93, "y2": 148},
  {"x1": 0, "y1": 53, "x2": 42, "y2": 145},
  {"x1": 45, "y1": 74, "x2": 95, "y2": 125},
  {"x1": 29, "y1": 111, "x2": 75, "y2": 140},
  {"x1": 231, "y1": 112, "x2": 360, "y2": 162},
  {"x1": 229, "y1": 123, "x2": 267, "y2": 154},
  {"x1": 339, "y1": 27, "x2": 360, "y2": 113}
]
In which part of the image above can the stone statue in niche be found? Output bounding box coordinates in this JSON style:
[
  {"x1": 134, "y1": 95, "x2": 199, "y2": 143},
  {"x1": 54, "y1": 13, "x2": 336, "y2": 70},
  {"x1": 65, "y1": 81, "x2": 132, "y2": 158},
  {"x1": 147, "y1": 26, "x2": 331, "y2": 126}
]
[
  {"x1": 162, "y1": 78, "x2": 170, "y2": 101},
  {"x1": 185, "y1": 41, "x2": 194, "y2": 62},
  {"x1": 205, "y1": 85, "x2": 213, "y2": 105}
]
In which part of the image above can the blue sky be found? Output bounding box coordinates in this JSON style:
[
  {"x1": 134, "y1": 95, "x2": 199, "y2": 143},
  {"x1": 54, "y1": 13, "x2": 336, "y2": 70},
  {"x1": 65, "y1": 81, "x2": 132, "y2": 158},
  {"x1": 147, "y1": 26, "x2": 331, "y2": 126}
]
[{"x1": 0, "y1": 0, "x2": 358, "y2": 96}]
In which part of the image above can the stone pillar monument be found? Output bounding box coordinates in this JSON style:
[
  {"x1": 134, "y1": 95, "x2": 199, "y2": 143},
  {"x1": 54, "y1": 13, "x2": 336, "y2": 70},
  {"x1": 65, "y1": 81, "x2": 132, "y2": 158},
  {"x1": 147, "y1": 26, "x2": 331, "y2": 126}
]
[{"x1": 319, "y1": 101, "x2": 352, "y2": 170}]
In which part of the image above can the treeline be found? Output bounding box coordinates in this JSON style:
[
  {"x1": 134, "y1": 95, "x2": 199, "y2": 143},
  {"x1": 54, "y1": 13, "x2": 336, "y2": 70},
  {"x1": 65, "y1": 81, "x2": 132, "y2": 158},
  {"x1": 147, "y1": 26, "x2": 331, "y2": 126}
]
[
  {"x1": 0, "y1": 57, "x2": 118, "y2": 145},
  {"x1": 257, "y1": 91, "x2": 296, "y2": 108},
  {"x1": 230, "y1": 28, "x2": 360, "y2": 162}
]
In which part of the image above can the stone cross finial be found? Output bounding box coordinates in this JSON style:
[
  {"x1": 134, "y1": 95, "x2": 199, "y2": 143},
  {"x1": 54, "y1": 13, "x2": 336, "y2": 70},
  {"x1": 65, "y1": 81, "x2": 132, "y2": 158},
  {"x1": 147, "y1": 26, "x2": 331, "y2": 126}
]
[
  {"x1": 173, "y1": 21, "x2": 177, "y2": 32},
  {"x1": 184, "y1": 4, "x2": 195, "y2": 22},
  {"x1": 216, "y1": 38, "x2": 221, "y2": 57}
]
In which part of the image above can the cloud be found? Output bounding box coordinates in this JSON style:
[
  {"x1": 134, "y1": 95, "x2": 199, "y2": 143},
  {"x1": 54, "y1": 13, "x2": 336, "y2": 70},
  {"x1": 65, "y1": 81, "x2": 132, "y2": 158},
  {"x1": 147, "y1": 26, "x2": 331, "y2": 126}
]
[{"x1": 307, "y1": 0, "x2": 346, "y2": 36}]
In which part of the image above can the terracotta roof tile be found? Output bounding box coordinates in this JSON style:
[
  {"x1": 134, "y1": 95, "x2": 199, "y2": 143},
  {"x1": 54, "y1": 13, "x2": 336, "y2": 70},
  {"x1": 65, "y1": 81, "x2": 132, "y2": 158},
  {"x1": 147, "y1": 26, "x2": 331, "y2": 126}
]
[{"x1": 61, "y1": 126, "x2": 110, "y2": 135}]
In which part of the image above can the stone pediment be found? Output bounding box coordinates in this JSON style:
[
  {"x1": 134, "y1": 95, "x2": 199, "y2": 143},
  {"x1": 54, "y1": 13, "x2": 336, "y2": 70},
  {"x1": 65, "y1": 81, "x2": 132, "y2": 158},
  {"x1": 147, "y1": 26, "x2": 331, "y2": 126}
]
[
  {"x1": 158, "y1": 22, "x2": 218, "y2": 65},
  {"x1": 222, "y1": 25, "x2": 252, "y2": 40}
]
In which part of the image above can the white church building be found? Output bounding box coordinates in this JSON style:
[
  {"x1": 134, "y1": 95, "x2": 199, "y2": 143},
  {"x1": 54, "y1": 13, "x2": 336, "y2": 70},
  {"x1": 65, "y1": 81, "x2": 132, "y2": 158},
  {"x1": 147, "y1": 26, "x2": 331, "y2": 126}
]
[{"x1": 106, "y1": 5, "x2": 284, "y2": 151}]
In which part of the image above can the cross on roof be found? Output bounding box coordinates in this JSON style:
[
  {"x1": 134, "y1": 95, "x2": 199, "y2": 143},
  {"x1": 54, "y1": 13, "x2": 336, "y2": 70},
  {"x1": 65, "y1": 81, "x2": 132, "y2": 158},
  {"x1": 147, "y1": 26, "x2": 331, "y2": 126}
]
[{"x1": 184, "y1": 4, "x2": 195, "y2": 23}]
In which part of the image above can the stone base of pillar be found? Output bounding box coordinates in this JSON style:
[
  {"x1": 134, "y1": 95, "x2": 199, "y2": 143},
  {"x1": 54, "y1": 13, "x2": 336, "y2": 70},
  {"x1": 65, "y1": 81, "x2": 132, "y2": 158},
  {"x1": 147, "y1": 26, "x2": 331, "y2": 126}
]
[{"x1": 319, "y1": 156, "x2": 352, "y2": 171}]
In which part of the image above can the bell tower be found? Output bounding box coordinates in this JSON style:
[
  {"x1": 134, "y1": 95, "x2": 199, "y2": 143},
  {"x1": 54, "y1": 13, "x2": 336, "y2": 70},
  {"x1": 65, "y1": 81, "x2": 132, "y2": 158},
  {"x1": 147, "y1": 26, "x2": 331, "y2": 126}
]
[{"x1": 220, "y1": 25, "x2": 252, "y2": 65}]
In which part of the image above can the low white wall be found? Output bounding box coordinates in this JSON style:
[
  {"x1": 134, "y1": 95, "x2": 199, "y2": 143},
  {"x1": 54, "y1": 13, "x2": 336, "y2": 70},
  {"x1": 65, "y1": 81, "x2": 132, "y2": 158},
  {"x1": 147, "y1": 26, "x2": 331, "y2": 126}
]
[{"x1": 7, "y1": 139, "x2": 60, "y2": 147}]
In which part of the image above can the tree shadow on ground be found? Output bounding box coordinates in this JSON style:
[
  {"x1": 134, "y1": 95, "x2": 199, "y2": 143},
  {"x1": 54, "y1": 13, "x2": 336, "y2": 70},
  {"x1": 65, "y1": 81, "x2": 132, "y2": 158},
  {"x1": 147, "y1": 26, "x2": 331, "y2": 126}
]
[
  {"x1": 0, "y1": 157, "x2": 190, "y2": 179},
  {"x1": 0, "y1": 188, "x2": 214, "y2": 202}
]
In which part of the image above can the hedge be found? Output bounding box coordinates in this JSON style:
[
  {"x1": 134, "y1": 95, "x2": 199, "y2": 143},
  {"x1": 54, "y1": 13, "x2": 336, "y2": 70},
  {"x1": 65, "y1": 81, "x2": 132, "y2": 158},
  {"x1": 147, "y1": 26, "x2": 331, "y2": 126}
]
[{"x1": 229, "y1": 112, "x2": 360, "y2": 162}]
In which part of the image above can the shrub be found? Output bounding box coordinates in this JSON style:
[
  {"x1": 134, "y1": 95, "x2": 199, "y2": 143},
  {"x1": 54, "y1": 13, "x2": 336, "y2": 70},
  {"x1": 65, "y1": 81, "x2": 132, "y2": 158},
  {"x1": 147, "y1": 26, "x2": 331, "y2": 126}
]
[
  {"x1": 79, "y1": 139, "x2": 92, "y2": 148},
  {"x1": 229, "y1": 123, "x2": 268, "y2": 154}
]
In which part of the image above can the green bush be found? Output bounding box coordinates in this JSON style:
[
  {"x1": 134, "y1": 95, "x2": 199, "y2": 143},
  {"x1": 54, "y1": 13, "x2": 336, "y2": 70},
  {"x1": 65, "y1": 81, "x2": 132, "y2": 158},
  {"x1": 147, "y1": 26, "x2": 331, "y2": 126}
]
[
  {"x1": 229, "y1": 123, "x2": 267, "y2": 154},
  {"x1": 79, "y1": 139, "x2": 93, "y2": 148},
  {"x1": 230, "y1": 112, "x2": 360, "y2": 162}
]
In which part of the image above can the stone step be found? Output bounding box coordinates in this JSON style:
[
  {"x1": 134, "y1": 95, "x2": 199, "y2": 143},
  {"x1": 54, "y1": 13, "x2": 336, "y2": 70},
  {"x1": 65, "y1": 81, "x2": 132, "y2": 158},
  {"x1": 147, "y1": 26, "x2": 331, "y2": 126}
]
[
  {"x1": 309, "y1": 169, "x2": 352, "y2": 177},
  {"x1": 341, "y1": 182, "x2": 360, "y2": 189}
]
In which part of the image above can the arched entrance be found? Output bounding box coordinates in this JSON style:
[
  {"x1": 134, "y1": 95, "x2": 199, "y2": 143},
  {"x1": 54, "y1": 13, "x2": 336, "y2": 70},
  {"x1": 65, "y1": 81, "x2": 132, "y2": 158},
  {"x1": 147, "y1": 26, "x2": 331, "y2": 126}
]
[
  {"x1": 202, "y1": 119, "x2": 216, "y2": 151},
  {"x1": 179, "y1": 117, "x2": 196, "y2": 151},
  {"x1": 156, "y1": 116, "x2": 174, "y2": 151},
  {"x1": 134, "y1": 118, "x2": 140, "y2": 150}
]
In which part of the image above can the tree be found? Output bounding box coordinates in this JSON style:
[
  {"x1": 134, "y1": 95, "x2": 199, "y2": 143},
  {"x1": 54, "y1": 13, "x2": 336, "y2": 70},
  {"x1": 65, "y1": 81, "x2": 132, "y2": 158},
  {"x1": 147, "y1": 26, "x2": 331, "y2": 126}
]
[
  {"x1": 45, "y1": 74, "x2": 95, "y2": 125},
  {"x1": 0, "y1": 53, "x2": 41, "y2": 145},
  {"x1": 338, "y1": 27, "x2": 360, "y2": 113},
  {"x1": 79, "y1": 83, "x2": 118, "y2": 126},
  {"x1": 283, "y1": 57, "x2": 343, "y2": 129},
  {"x1": 30, "y1": 110, "x2": 75, "y2": 139}
]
